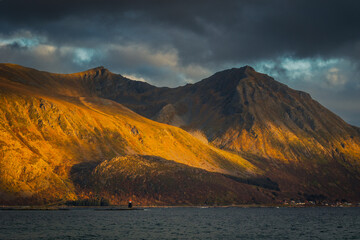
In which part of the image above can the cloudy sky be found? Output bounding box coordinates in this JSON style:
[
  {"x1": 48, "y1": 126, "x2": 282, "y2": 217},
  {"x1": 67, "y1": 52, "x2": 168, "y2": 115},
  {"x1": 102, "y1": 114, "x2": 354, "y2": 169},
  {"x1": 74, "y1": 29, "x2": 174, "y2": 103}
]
[{"x1": 1, "y1": 0, "x2": 360, "y2": 126}]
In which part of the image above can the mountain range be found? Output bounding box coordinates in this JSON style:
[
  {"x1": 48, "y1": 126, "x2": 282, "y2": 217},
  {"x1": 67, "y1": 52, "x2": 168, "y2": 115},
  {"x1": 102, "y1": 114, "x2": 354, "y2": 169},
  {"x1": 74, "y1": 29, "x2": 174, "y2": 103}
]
[{"x1": 0, "y1": 63, "x2": 359, "y2": 205}]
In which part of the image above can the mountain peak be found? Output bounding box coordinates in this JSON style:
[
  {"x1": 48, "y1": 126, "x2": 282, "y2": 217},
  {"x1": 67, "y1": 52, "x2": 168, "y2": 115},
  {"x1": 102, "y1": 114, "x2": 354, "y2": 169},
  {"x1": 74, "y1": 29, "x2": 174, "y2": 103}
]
[
  {"x1": 88, "y1": 66, "x2": 109, "y2": 72},
  {"x1": 196, "y1": 65, "x2": 256, "y2": 88},
  {"x1": 82, "y1": 66, "x2": 112, "y2": 78},
  {"x1": 215, "y1": 65, "x2": 257, "y2": 77},
  {"x1": 93, "y1": 66, "x2": 106, "y2": 70},
  {"x1": 227, "y1": 65, "x2": 255, "y2": 73},
  {"x1": 243, "y1": 65, "x2": 255, "y2": 72}
]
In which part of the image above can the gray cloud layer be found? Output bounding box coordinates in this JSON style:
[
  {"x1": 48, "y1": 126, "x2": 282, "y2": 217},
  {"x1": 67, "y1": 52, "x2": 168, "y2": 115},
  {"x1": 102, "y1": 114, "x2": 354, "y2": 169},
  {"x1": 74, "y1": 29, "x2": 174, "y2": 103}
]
[{"x1": 0, "y1": 0, "x2": 360, "y2": 125}]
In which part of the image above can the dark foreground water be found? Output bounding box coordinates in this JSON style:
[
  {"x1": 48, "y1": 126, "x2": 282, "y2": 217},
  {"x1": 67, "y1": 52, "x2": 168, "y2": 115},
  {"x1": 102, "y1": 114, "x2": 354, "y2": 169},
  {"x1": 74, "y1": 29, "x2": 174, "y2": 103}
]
[{"x1": 1, "y1": 207, "x2": 360, "y2": 240}]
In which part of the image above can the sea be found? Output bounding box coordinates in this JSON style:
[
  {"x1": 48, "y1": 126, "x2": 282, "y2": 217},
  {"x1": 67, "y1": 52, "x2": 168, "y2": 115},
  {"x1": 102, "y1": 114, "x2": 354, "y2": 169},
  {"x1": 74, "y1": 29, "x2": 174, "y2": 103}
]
[{"x1": 1, "y1": 207, "x2": 360, "y2": 240}]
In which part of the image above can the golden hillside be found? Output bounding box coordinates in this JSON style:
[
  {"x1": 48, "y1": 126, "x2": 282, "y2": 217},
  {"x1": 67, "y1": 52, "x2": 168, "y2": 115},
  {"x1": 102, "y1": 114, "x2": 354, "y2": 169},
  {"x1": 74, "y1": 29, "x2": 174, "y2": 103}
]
[
  {"x1": 0, "y1": 64, "x2": 262, "y2": 205},
  {"x1": 1, "y1": 63, "x2": 360, "y2": 205}
]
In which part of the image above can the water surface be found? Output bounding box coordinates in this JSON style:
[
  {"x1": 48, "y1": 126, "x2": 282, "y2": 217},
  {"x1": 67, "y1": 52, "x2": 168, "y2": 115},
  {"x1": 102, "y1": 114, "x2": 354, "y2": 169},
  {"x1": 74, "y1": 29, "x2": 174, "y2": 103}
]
[{"x1": 1, "y1": 207, "x2": 359, "y2": 239}]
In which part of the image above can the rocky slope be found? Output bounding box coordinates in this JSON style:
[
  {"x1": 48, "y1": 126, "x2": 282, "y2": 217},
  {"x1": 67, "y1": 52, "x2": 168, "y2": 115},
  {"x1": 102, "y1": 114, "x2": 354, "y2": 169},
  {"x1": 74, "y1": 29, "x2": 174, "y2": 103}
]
[{"x1": 0, "y1": 63, "x2": 360, "y2": 204}]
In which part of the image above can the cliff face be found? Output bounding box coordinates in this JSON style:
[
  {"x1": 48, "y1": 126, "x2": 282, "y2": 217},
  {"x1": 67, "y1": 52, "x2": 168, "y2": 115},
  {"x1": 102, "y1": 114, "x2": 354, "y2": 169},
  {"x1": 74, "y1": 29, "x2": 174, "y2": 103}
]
[{"x1": 0, "y1": 63, "x2": 359, "y2": 205}]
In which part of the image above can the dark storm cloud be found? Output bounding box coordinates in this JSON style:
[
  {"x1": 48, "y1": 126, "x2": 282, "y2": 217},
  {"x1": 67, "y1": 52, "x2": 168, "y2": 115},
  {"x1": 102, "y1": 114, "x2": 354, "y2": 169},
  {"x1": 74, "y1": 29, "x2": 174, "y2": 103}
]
[
  {"x1": 1, "y1": 0, "x2": 360, "y2": 63},
  {"x1": 0, "y1": 0, "x2": 360, "y2": 125}
]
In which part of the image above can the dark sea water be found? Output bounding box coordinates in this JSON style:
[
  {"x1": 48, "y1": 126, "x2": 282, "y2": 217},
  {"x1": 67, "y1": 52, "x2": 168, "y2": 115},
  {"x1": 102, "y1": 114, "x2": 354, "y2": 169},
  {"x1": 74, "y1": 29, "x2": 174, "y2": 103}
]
[{"x1": 1, "y1": 207, "x2": 360, "y2": 240}]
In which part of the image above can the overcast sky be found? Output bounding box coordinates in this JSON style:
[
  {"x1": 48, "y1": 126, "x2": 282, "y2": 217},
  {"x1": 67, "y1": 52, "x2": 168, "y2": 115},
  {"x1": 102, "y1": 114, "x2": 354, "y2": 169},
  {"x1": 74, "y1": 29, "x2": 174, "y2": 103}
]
[{"x1": 0, "y1": 0, "x2": 360, "y2": 126}]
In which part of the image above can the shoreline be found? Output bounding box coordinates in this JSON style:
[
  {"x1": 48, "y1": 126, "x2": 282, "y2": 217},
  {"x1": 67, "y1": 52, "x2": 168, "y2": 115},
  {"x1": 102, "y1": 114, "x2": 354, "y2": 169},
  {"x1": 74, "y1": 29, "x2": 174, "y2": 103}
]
[{"x1": 1, "y1": 203, "x2": 358, "y2": 210}]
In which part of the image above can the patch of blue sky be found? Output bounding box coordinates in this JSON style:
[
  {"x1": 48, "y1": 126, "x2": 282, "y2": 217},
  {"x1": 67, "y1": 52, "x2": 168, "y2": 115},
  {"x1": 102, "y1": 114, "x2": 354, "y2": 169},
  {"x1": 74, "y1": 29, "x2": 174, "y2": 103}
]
[
  {"x1": 73, "y1": 48, "x2": 95, "y2": 64},
  {"x1": 281, "y1": 58, "x2": 312, "y2": 72},
  {"x1": 0, "y1": 36, "x2": 44, "y2": 48},
  {"x1": 254, "y1": 57, "x2": 343, "y2": 82}
]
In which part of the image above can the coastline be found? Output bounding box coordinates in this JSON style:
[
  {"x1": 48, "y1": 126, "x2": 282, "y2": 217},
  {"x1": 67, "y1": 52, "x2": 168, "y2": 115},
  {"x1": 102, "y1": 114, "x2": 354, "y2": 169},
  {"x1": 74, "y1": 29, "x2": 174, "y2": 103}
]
[{"x1": 1, "y1": 203, "x2": 358, "y2": 211}]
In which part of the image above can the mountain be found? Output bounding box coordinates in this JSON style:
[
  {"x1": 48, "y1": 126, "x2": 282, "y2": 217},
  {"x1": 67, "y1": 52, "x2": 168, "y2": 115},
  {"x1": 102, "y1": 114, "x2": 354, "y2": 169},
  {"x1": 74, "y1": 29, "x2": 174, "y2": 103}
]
[
  {"x1": 85, "y1": 65, "x2": 360, "y2": 201},
  {"x1": 0, "y1": 64, "x2": 268, "y2": 205},
  {"x1": 0, "y1": 63, "x2": 359, "y2": 205}
]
